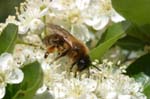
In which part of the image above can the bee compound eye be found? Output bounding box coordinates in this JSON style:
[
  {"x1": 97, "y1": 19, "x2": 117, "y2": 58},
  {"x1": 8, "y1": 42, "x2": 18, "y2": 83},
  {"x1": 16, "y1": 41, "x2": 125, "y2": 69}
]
[
  {"x1": 77, "y1": 59, "x2": 87, "y2": 71},
  {"x1": 77, "y1": 56, "x2": 91, "y2": 71}
]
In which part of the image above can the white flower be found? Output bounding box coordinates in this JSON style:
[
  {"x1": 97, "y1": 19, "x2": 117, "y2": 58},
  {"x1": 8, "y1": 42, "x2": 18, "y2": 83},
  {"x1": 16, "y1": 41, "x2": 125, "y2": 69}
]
[
  {"x1": 35, "y1": 58, "x2": 147, "y2": 99},
  {"x1": 13, "y1": 44, "x2": 45, "y2": 66},
  {"x1": 29, "y1": 18, "x2": 45, "y2": 34},
  {"x1": 65, "y1": 78, "x2": 97, "y2": 99},
  {"x1": 91, "y1": 60, "x2": 146, "y2": 99},
  {"x1": 49, "y1": 82, "x2": 68, "y2": 99},
  {"x1": 1, "y1": 0, "x2": 125, "y2": 43},
  {"x1": 48, "y1": 78, "x2": 97, "y2": 99},
  {"x1": 41, "y1": 60, "x2": 61, "y2": 86},
  {"x1": 16, "y1": 0, "x2": 50, "y2": 34},
  {"x1": 38, "y1": 58, "x2": 98, "y2": 99},
  {"x1": 49, "y1": 0, "x2": 124, "y2": 43},
  {"x1": 25, "y1": 0, "x2": 51, "y2": 9},
  {"x1": 81, "y1": 78, "x2": 97, "y2": 92},
  {"x1": 0, "y1": 53, "x2": 24, "y2": 98},
  {"x1": 118, "y1": 94, "x2": 131, "y2": 99},
  {"x1": 22, "y1": 34, "x2": 43, "y2": 46},
  {"x1": 17, "y1": 10, "x2": 45, "y2": 34},
  {"x1": 75, "y1": 0, "x2": 91, "y2": 10},
  {"x1": 51, "y1": 0, "x2": 76, "y2": 10},
  {"x1": 83, "y1": 0, "x2": 125, "y2": 30},
  {"x1": 49, "y1": 0, "x2": 94, "y2": 42},
  {"x1": 71, "y1": 24, "x2": 91, "y2": 42}
]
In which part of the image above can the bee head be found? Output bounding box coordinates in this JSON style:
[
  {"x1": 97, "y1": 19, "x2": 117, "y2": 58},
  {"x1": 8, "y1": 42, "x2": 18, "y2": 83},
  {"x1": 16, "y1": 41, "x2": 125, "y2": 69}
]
[{"x1": 77, "y1": 55, "x2": 91, "y2": 71}]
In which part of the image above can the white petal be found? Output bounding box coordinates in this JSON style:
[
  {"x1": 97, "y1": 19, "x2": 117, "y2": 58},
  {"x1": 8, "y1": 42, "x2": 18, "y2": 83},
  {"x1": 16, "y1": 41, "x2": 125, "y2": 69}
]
[
  {"x1": 111, "y1": 10, "x2": 125, "y2": 23},
  {"x1": 71, "y1": 24, "x2": 90, "y2": 42},
  {"x1": 106, "y1": 92, "x2": 117, "y2": 99},
  {"x1": 84, "y1": 19, "x2": 94, "y2": 26},
  {"x1": 82, "y1": 78, "x2": 97, "y2": 92},
  {"x1": 39, "y1": 7, "x2": 49, "y2": 17},
  {"x1": 22, "y1": 48, "x2": 35, "y2": 61},
  {"x1": 6, "y1": 68, "x2": 24, "y2": 84},
  {"x1": 66, "y1": 96, "x2": 74, "y2": 99},
  {"x1": 51, "y1": 0, "x2": 65, "y2": 10},
  {"x1": 36, "y1": 84, "x2": 47, "y2": 94},
  {"x1": 84, "y1": 16, "x2": 101, "y2": 26},
  {"x1": 76, "y1": 0, "x2": 91, "y2": 10},
  {"x1": 18, "y1": 25, "x2": 29, "y2": 34},
  {"x1": 0, "y1": 86, "x2": 5, "y2": 99},
  {"x1": 118, "y1": 95, "x2": 131, "y2": 99},
  {"x1": 93, "y1": 16, "x2": 109, "y2": 30},
  {"x1": 41, "y1": 60, "x2": 51, "y2": 71},
  {"x1": 0, "y1": 53, "x2": 13, "y2": 71},
  {"x1": 84, "y1": 93, "x2": 97, "y2": 99},
  {"x1": 34, "y1": 90, "x2": 53, "y2": 99},
  {"x1": 51, "y1": 83, "x2": 67, "y2": 98},
  {"x1": 29, "y1": 18, "x2": 44, "y2": 34}
]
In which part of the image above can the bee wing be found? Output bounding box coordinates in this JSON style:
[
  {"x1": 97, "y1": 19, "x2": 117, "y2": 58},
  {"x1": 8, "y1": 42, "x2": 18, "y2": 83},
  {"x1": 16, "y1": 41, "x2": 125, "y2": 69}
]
[
  {"x1": 48, "y1": 24, "x2": 89, "y2": 53},
  {"x1": 48, "y1": 24, "x2": 78, "y2": 47}
]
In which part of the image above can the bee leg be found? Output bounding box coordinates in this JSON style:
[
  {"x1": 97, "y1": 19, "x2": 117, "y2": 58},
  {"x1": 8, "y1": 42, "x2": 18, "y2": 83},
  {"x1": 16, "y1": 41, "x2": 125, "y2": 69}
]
[
  {"x1": 53, "y1": 49, "x2": 69, "y2": 61},
  {"x1": 49, "y1": 50, "x2": 69, "y2": 65},
  {"x1": 70, "y1": 62, "x2": 79, "y2": 78},
  {"x1": 70, "y1": 61, "x2": 77, "y2": 72},
  {"x1": 87, "y1": 68, "x2": 90, "y2": 78},
  {"x1": 74, "y1": 71, "x2": 77, "y2": 77},
  {"x1": 44, "y1": 46, "x2": 56, "y2": 58},
  {"x1": 44, "y1": 51, "x2": 49, "y2": 58}
]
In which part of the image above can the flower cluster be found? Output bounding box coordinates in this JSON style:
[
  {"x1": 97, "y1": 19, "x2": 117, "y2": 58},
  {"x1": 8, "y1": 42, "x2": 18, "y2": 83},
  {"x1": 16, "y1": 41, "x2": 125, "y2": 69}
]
[
  {"x1": 13, "y1": 44, "x2": 45, "y2": 66},
  {"x1": 1, "y1": 0, "x2": 124, "y2": 43},
  {"x1": 0, "y1": 53, "x2": 24, "y2": 98},
  {"x1": 35, "y1": 60, "x2": 146, "y2": 99}
]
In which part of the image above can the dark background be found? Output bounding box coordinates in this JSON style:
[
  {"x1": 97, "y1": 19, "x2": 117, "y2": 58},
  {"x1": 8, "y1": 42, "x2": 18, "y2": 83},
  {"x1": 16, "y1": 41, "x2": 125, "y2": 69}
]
[{"x1": 0, "y1": 0, "x2": 24, "y2": 22}]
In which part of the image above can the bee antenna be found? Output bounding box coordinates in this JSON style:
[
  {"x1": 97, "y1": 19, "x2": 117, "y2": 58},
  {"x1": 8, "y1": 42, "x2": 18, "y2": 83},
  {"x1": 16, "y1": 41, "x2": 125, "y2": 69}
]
[{"x1": 92, "y1": 65, "x2": 101, "y2": 71}]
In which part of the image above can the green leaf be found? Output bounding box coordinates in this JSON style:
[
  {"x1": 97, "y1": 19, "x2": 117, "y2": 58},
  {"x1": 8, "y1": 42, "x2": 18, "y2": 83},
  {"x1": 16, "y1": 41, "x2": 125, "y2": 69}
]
[
  {"x1": 116, "y1": 22, "x2": 150, "y2": 50},
  {"x1": 13, "y1": 61, "x2": 43, "y2": 99},
  {"x1": 96, "y1": 22, "x2": 124, "y2": 45},
  {"x1": 117, "y1": 36, "x2": 145, "y2": 50},
  {"x1": 4, "y1": 61, "x2": 43, "y2": 99},
  {"x1": 89, "y1": 23, "x2": 126, "y2": 61},
  {"x1": 0, "y1": 23, "x2": 18, "y2": 54},
  {"x1": 112, "y1": 0, "x2": 150, "y2": 26},
  {"x1": 112, "y1": 0, "x2": 150, "y2": 45},
  {"x1": 144, "y1": 80, "x2": 150, "y2": 99},
  {"x1": 125, "y1": 23, "x2": 150, "y2": 44},
  {"x1": 105, "y1": 24, "x2": 123, "y2": 39},
  {"x1": 126, "y1": 53, "x2": 150, "y2": 77}
]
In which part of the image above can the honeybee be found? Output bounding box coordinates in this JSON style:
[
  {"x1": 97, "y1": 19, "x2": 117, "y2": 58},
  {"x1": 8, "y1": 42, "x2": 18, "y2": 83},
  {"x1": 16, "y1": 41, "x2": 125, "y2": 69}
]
[{"x1": 43, "y1": 24, "x2": 91, "y2": 74}]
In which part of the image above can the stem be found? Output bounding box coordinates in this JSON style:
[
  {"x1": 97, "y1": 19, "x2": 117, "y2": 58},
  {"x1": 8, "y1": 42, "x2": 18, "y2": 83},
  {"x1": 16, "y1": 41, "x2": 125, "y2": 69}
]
[
  {"x1": 43, "y1": 15, "x2": 47, "y2": 36},
  {"x1": 16, "y1": 37, "x2": 45, "y2": 50}
]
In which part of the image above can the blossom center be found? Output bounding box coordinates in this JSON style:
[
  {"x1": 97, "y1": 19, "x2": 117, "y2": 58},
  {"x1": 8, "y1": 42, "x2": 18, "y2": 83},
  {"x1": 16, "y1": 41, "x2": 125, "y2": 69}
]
[
  {"x1": 68, "y1": 10, "x2": 81, "y2": 24},
  {"x1": 100, "y1": 0, "x2": 112, "y2": 15},
  {"x1": 70, "y1": 84, "x2": 84, "y2": 97}
]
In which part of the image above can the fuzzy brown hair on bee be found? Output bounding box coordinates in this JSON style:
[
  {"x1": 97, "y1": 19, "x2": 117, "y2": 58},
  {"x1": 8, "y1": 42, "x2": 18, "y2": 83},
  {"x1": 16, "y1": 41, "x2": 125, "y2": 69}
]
[{"x1": 42, "y1": 24, "x2": 91, "y2": 74}]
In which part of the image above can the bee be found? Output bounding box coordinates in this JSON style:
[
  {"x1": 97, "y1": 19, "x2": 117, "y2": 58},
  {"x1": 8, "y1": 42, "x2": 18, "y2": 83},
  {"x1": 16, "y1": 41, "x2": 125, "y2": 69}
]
[{"x1": 43, "y1": 24, "x2": 91, "y2": 74}]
